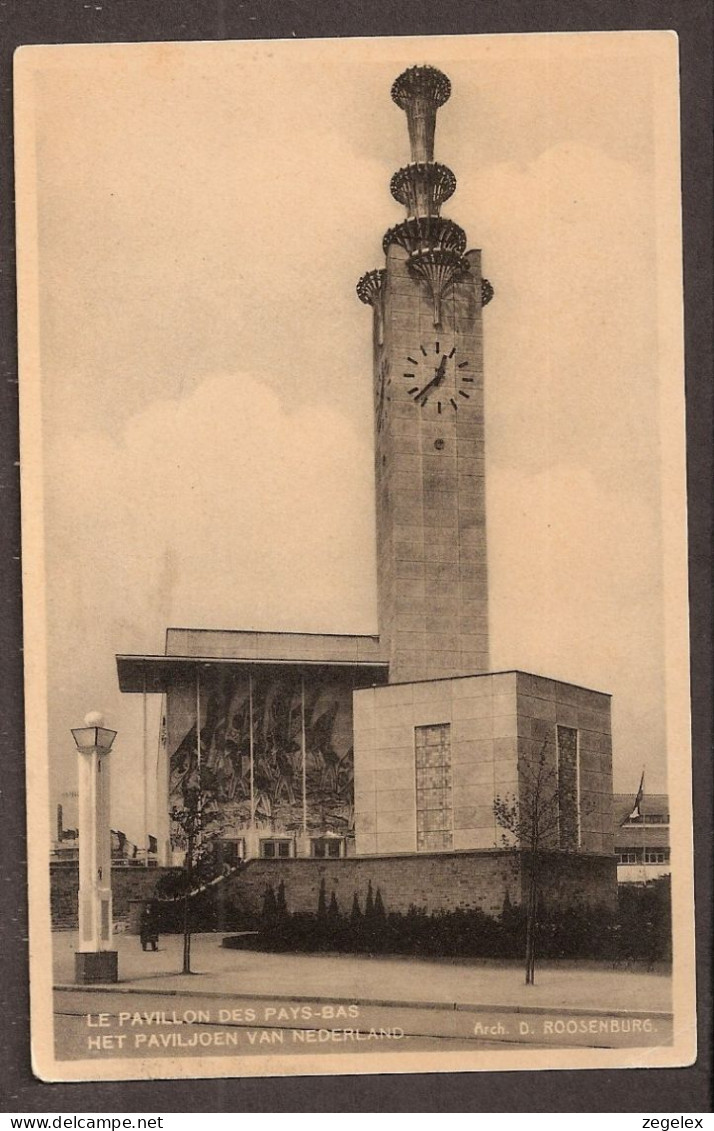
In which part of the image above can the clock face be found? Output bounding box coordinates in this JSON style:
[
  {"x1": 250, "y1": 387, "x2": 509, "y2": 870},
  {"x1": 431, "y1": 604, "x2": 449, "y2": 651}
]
[{"x1": 403, "y1": 339, "x2": 474, "y2": 413}]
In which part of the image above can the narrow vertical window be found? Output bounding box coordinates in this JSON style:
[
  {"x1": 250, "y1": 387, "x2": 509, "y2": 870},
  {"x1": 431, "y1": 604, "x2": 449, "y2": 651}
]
[
  {"x1": 557, "y1": 725, "x2": 579, "y2": 849},
  {"x1": 415, "y1": 723, "x2": 453, "y2": 851}
]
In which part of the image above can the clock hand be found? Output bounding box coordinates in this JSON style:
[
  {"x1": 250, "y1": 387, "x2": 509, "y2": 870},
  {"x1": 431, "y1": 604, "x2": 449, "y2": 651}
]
[
  {"x1": 415, "y1": 355, "x2": 449, "y2": 403},
  {"x1": 415, "y1": 373, "x2": 442, "y2": 403}
]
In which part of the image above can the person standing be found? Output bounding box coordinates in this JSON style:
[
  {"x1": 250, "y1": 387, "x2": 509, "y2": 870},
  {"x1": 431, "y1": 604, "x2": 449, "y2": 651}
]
[{"x1": 139, "y1": 899, "x2": 160, "y2": 952}]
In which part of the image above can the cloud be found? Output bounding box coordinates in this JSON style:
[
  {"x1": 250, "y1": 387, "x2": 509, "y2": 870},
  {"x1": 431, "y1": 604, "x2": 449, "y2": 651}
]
[
  {"x1": 488, "y1": 461, "x2": 666, "y2": 781},
  {"x1": 49, "y1": 372, "x2": 377, "y2": 632},
  {"x1": 462, "y1": 142, "x2": 660, "y2": 480},
  {"x1": 34, "y1": 61, "x2": 679, "y2": 837},
  {"x1": 44, "y1": 371, "x2": 377, "y2": 837}
]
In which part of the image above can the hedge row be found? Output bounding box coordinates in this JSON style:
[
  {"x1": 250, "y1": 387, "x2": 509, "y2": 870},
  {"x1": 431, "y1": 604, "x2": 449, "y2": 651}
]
[{"x1": 216, "y1": 877, "x2": 671, "y2": 965}]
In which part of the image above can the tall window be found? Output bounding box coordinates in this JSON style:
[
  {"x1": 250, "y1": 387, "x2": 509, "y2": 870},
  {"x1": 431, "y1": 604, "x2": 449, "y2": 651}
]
[
  {"x1": 415, "y1": 723, "x2": 453, "y2": 851},
  {"x1": 556, "y1": 725, "x2": 580, "y2": 850}
]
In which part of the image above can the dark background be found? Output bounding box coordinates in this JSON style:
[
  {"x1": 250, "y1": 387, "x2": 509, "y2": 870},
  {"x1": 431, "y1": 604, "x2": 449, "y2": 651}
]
[{"x1": 1, "y1": 0, "x2": 711, "y2": 1114}]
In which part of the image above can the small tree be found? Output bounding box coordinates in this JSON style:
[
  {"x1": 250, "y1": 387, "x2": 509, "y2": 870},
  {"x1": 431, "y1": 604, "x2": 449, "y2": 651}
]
[
  {"x1": 155, "y1": 764, "x2": 224, "y2": 975},
  {"x1": 493, "y1": 740, "x2": 561, "y2": 985},
  {"x1": 373, "y1": 887, "x2": 386, "y2": 922},
  {"x1": 262, "y1": 885, "x2": 277, "y2": 923},
  {"x1": 276, "y1": 880, "x2": 288, "y2": 919},
  {"x1": 317, "y1": 878, "x2": 328, "y2": 921},
  {"x1": 328, "y1": 890, "x2": 340, "y2": 923},
  {"x1": 365, "y1": 880, "x2": 375, "y2": 919}
]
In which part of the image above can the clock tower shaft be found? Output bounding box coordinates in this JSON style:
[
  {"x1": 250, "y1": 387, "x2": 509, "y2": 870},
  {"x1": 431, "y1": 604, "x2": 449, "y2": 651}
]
[{"x1": 358, "y1": 66, "x2": 492, "y2": 684}]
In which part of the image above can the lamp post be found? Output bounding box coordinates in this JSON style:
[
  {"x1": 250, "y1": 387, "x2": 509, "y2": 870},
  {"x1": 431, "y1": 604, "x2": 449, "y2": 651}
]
[{"x1": 72, "y1": 711, "x2": 118, "y2": 983}]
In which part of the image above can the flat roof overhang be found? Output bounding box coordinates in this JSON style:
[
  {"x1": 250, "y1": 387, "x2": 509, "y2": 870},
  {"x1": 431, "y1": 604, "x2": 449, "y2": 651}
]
[{"x1": 116, "y1": 654, "x2": 390, "y2": 694}]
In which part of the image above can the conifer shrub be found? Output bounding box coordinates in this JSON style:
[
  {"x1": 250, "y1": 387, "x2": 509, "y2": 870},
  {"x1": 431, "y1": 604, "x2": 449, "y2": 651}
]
[{"x1": 218, "y1": 876, "x2": 672, "y2": 965}]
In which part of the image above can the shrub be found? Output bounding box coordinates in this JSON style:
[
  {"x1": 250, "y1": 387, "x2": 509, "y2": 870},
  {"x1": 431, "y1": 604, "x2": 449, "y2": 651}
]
[{"x1": 207, "y1": 876, "x2": 674, "y2": 964}]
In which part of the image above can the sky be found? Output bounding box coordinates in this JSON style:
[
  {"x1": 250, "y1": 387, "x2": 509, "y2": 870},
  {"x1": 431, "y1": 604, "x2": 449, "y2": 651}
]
[{"x1": 17, "y1": 33, "x2": 686, "y2": 844}]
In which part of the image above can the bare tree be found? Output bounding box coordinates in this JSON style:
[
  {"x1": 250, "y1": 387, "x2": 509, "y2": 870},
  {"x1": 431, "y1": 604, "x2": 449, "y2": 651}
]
[
  {"x1": 493, "y1": 740, "x2": 561, "y2": 986},
  {"x1": 156, "y1": 765, "x2": 224, "y2": 975}
]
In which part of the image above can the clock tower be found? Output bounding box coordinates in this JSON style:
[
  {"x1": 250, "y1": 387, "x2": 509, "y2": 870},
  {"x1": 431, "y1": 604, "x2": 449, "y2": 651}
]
[
  {"x1": 358, "y1": 65, "x2": 494, "y2": 684},
  {"x1": 118, "y1": 60, "x2": 615, "y2": 891}
]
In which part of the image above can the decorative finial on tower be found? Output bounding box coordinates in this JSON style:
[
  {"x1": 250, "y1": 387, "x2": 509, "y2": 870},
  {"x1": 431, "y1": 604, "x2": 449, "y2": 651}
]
[
  {"x1": 356, "y1": 269, "x2": 387, "y2": 344},
  {"x1": 390, "y1": 162, "x2": 456, "y2": 220},
  {"x1": 382, "y1": 217, "x2": 466, "y2": 260},
  {"x1": 381, "y1": 216, "x2": 470, "y2": 326},
  {"x1": 356, "y1": 64, "x2": 494, "y2": 328},
  {"x1": 391, "y1": 65, "x2": 451, "y2": 163}
]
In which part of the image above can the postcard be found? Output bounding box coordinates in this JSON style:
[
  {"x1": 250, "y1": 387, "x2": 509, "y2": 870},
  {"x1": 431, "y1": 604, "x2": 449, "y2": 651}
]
[{"x1": 15, "y1": 31, "x2": 695, "y2": 1082}]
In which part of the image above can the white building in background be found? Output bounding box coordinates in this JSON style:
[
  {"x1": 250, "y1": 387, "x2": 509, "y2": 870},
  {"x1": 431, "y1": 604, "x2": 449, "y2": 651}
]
[{"x1": 613, "y1": 792, "x2": 670, "y2": 884}]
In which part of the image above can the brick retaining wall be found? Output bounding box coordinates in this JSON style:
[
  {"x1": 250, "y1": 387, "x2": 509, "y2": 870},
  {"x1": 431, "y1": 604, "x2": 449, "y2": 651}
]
[
  {"x1": 534, "y1": 852, "x2": 617, "y2": 911},
  {"x1": 50, "y1": 864, "x2": 172, "y2": 927},
  {"x1": 221, "y1": 850, "x2": 617, "y2": 919},
  {"x1": 50, "y1": 851, "x2": 616, "y2": 928}
]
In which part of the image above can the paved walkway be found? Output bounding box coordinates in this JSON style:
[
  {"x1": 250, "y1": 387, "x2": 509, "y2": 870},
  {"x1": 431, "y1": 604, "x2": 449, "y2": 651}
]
[{"x1": 54, "y1": 932, "x2": 672, "y2": 1015}]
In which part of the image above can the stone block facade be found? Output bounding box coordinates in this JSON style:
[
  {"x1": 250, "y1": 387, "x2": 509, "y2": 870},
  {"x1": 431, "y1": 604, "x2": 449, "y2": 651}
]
[
  {"x1": 375, "y1": 245, "x2": 489, "y2": 684},
  {"x1": 353, "y1": 670, "x2": 614, "y2": 860}
]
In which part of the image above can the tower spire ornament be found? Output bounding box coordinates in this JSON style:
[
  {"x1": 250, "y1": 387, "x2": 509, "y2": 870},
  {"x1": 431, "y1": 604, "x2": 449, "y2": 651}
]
[
  {"x1": 390, "y1": 162, "x2": 456, "y2": 219},
  {"x1": 390, "y1": 64, "x2": 451, "y2": 163},
  {"x1": 381, "y1": 215, "x2": 470, "y2": 327},
  {"x1": 356, "y1": 268, "x2": 386, "y2": 344},
  {"x1": 356, "y1": 64, "x2": 494, "y2": 683},
  {"x1": 357, "y1": 64, "x2": 493, "y2": 328},
  {"x1": 389, "y1": 64, "x2": 468, "y2": 327}
]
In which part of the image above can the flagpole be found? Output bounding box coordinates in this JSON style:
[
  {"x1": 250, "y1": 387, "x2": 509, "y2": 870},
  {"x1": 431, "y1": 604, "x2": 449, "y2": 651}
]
[
  {"x1": 249, "y1": 672, "x2": 255, "y2": 834},
  {"x1": 624, "y1": 768, "x2": 646, "y2": 883},
  {"x1": 643, "y1": 771, "x2": 647, "y2": 883},
  {"x1": 142, "y1": 667, "x2": 149, "y2": 868},
  {"x1": 642, "y1": 806, "x2": 646, "y2": 883},
  {"x1": 196, "y1": 665, "x2": 202, "y2": 849},
  {"x1": 156, "y1": 695, "x2": 167, "y2": 866},
  {"x1": 301, "y1": 676, "x2": 307, "y2": 841}
]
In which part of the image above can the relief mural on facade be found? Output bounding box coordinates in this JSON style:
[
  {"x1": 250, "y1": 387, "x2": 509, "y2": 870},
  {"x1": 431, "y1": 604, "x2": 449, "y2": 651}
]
[{"x1": 168, "y1": 669, "x2": 356, "y2": 840}]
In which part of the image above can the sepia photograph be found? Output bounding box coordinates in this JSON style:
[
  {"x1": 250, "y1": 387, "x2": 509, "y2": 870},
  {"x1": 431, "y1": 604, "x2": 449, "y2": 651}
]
[{"x1": 15, "y1": 30, "x2": 694, "y2": 1084}]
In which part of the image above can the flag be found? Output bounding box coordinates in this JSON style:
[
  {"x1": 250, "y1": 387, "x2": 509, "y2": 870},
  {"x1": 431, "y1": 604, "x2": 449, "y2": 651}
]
[{"x1": 624, "y1": 770, "x2": 645, "y2": 822}]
